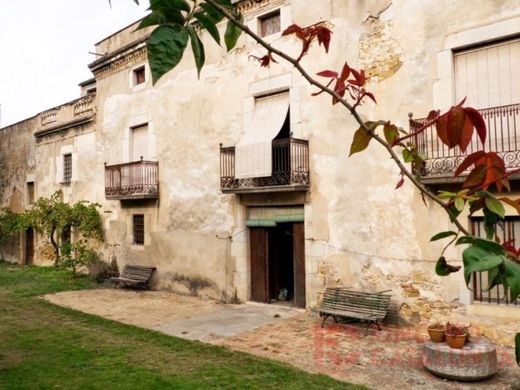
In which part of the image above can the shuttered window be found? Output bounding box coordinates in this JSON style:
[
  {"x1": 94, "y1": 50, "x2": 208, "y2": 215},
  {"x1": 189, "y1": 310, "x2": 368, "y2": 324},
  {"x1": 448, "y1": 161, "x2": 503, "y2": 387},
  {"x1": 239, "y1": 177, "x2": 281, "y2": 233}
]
[
  {"x1": 454, "y1": 39, "x2": 520, "y2": 108},
  {"x1": 259, "y1": 10, "x2": 281, "y2": 37},
  {"x1": 130, "y1": 124, "x2": 148, "y2": 161},
  {"x1": 133, "y1": 214, "x2": 144, "y2": 245}
]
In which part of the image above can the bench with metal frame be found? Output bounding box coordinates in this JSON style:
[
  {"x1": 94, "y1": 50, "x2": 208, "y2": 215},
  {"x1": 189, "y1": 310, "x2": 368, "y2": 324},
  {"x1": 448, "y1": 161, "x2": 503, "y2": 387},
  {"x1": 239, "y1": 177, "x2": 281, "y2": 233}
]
[
  {"x1": 110, "y1": 265, "x2": 156, "y2": 290},
  {"x1": 318, "y1": 287, "x2": 391, "y2": 334}
]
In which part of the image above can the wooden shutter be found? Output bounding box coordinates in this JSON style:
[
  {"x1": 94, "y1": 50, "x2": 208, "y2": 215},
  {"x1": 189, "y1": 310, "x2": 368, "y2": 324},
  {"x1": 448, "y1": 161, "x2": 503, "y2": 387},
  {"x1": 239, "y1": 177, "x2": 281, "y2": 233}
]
[
  {"x1": 293, "y1": 222, "x2": 306, "y2": 308},
  {"x1": 130, "y1": 125, "x2": 148, "y2": 161},
  {"x1": 250, "y1": 228, "x2": 269, "y2": 303},
  {"x1": 454, "y1": 39, "x2": 520, "y2": 108}
]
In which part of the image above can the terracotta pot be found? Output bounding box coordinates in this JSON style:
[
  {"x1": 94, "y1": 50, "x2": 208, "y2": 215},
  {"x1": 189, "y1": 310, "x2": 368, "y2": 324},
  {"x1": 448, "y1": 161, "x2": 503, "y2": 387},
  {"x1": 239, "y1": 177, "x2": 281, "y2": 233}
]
[
  {"x1": 446, "y1": 333, "x2": 467, "y2": 349},
  {"x1": 427, "y1": 328, "x2": 445, "y2": 343}
]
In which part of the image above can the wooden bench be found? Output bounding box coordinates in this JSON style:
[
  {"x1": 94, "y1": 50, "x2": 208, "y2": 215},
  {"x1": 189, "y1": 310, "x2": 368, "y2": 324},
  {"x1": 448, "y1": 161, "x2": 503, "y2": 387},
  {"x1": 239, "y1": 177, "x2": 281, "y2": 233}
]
[
  {"x1": 110, "y1": 265, "x2": 156, "y2": 290},
  {"x1": 318, "y1": 287, "x2": 391, "y2": 334}
]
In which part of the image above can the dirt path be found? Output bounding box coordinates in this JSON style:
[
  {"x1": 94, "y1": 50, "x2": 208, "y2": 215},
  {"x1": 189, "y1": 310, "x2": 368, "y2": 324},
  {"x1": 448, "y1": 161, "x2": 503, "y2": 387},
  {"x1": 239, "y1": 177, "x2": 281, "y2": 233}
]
[{"x1": 44, "y1": 289, "x2": 520, "y2": 390}]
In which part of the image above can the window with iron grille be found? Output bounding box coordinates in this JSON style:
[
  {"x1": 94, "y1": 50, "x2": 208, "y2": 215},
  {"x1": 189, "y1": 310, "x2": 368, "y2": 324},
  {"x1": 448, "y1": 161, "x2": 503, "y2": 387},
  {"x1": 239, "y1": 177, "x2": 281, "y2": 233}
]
[
  {"x1": 133, "y1": 214, "x2": 145, "y2": 245},
  {"x1": 259, "y1": 10, "x2": 281, "y2": 37},
  {"x1": 63, "y1": 154, "x2": 72, "y2": 184},
  {"x1": 470, "y1": 216, "x2": 519, "y2": 305}
]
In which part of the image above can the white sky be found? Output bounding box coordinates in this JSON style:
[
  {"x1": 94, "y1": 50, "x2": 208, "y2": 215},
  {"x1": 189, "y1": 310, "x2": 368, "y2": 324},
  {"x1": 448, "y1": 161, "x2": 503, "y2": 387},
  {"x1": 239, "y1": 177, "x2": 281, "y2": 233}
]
[{"x1": 0, "y1": 0, "x2": 150, "y2": 127}]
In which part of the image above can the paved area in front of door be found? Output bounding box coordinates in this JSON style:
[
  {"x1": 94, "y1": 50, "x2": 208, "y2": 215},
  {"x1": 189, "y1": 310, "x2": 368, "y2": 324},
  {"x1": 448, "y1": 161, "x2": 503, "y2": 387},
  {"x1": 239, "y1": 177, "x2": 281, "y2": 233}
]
[
  {"x1": 43, "y1": 289, "x2": 520, "y2": 390},
  {"x1": 43, "y1": 289, "x2": 301, "y2": 342}
]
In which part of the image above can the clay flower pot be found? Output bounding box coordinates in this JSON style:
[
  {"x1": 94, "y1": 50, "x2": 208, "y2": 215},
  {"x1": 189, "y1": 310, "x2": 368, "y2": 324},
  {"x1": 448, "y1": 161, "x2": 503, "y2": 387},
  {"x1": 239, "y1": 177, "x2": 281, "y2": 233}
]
[
  {"x1": 428, "y1": 327, "x2": 445, "y2": 343},
  {"x1": 446, "y1": 333, "x2": 467, "y2": 349}
]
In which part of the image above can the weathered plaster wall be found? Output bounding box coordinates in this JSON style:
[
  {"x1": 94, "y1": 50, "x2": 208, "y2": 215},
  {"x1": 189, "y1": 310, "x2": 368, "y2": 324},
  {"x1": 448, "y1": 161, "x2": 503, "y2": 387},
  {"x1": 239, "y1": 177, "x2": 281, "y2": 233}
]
[
  {"x1": 3, "y1": 1, "x2": 520, "y2": 329},
  {"x1": 0, "y1": 118, "x2": 37, "y2": 262}
]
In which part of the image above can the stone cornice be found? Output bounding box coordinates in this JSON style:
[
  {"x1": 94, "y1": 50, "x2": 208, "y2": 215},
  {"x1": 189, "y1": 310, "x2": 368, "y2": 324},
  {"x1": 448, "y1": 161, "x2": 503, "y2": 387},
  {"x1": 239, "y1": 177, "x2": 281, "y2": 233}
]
[{"x1": 88, "y1": 37, "x2": 148, "y2": 80}]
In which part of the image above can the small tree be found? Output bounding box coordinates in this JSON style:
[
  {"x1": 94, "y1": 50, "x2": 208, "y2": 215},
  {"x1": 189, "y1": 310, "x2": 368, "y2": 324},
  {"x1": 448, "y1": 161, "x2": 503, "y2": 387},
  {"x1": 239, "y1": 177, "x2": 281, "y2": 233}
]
[{"x1": 24, "y1": 190, "x2": 103, "y2": 267}]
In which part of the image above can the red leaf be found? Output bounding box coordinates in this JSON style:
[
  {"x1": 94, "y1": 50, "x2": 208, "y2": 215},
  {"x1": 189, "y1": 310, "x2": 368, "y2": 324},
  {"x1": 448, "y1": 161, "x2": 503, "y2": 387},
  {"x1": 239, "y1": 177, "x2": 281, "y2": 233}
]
[
  {"x1": 464, "y1": 107, "x2": 486, "y2": 145},
  {"x1": 340, "y1": 63, "x2": 350, "y2": 81},
  {"x1": 316, "y1": 26, "x2": 332, "y2": 53},
  {"x1": 348, "y1": 68, "x2": 366, "y2": 86},
  {"x1": 458, "y1": 116, "x2": 474, "y2": 152},
  {"x1": 454, "y1": 151, "x2": 485, "y2": 177},
  {"x1": 435, "y1": 115, "x2": 450, "y2": 146},
  {"x1": 395, "y1": 175, "x2": 405, "y2": 189},
  {"x1": 364, "y1": 91, "x2": 377, "y2": 104},
  {"x1": 427, "y1": 110, "x2": 440, "y2": 120},
  {"x1": 463, "y1": 165, "x2": 486, "y2": 189},
  {"x1": 316, "y1": 70, "x2": 338, "y2": 78},
  {"x1": 455, "y1": 97, "x2": 467, "y2": 107},
  {"x1": 446, "y1": 106, "x2": 466, "y2": 148},
  {"x1": 282, "y1": 24, "x2": 302, "y2": 36}
]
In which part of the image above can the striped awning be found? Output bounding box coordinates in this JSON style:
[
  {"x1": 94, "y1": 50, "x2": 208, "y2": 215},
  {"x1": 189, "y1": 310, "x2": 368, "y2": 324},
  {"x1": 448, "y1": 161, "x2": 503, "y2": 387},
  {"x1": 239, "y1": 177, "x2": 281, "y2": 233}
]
[{"x1": 235, "y1": 92, "x2": 289, "y2": 178}]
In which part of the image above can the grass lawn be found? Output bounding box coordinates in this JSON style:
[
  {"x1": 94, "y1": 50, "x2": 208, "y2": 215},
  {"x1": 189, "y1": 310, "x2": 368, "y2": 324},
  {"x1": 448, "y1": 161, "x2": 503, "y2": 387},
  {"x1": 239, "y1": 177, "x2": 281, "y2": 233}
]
[{"x1": 0, "y1": 262, "x2": 367, "y2": 389}]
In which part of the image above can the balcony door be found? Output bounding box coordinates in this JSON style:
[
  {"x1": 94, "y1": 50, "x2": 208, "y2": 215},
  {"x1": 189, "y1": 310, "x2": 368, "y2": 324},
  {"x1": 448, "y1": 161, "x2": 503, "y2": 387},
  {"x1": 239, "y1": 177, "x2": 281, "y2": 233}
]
[{"x1": 122, "y1": 124, "x2": 149, "y2": 190}]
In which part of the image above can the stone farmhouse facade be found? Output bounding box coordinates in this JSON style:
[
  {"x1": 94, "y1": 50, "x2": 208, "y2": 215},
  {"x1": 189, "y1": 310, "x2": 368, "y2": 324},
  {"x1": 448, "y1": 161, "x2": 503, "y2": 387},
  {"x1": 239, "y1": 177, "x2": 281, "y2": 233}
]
[{"x1": 2, "y1": 0, "x2": 520, "y2": 321}]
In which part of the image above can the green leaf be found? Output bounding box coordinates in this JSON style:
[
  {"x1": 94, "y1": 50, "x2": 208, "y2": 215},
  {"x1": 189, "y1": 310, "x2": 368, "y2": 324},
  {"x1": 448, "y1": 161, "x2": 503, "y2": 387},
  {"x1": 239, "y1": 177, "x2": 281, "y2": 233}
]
[
  {"x1": 213, "y1": 0, "x2": 233, "y2": 8},
  {"x1": 430, "y1": 231, "x2": 457, "y2": 241},
  {"x1": 438, "y1": 191, "x2": 457, "y2": 199},
  {"x1": 200, "y1": 3, "x2": 224, "y2": 23},
  {"x1": 504, "y1": 259, "x2": 520, "y2": 301},
  {"x1": 151, "y1": 0, "x2": 190, "y2": 13},
  {"x1": 194, "y1": 11, "x2": 221, "y2": 45},
  {"x1": 485, "y1": 196, "x2": 505, "y2": 218},
  {"x1": 515, "y1": 333, "x2": 520, "y2": 366},
  {"x1": 435, "y1": 256, "x2": 461, "y2": 276},
  {"x1": 454, "y1": 197, "x2": 465, "y2": 212},
  {"x1": 462, "y1": 246, "x2": 505, "y2": 286},
  {"x1": 473, "y1": 237, "x2": 505, "y2": 255},
  {"x1": 137, "y1": 13, "x2": 162, "y2": 30},
  {"x1": 186, "y1": 26, "x2": 205, "y2": 78},
  {"x1": 147, "y1": 25, "x2": 189, "y2": 85},
  {"x1": 402, "y1": 149, "x2": 413, "y2": 163},
  {"x1": 349, "y1": 128, "x2": 372, "y2": 156},
  {"x1": 383, "y1": 123, "x2": 398, "y2": 144},
  {"x1": 456, "y1": 235, "x2": 474, "y2": 245},
  {"x1": 224, "y1": 15, "x2": 242, "y2": 51}
]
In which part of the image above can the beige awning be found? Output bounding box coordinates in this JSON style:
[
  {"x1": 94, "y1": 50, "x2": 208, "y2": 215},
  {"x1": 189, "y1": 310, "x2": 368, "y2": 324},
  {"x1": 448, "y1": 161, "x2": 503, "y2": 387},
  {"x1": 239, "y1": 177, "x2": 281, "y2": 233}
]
[{"x1": 235, "y1": 92, "x2": 289, "y2": 178}]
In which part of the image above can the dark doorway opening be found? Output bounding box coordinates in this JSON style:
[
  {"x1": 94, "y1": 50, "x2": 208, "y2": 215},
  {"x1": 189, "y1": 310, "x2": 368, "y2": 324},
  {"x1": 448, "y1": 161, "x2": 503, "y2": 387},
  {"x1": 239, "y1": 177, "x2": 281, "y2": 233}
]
[
  {"x1": 25, "y1": 228, "x2": 34, "y2": 265},
  {"x1": 250, "y1": 222, "x2": 305, "y2": 307}
]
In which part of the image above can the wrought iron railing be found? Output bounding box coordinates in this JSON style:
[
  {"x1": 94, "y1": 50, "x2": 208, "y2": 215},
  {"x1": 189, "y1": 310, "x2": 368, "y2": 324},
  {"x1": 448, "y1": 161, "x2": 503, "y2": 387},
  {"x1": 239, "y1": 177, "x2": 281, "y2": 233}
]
[
  {"x1": 470, "y1": 217, "x2": 519, "y2": 306},
  {"x1": 220, "y1": 137, "x2": 310, "y2": 191},
  {"x1": 410, "y1": 103, "x2": 520, "y2": 179},
  {"x1": 105, "y1": 158, "x2": 159, "y2": 199}
]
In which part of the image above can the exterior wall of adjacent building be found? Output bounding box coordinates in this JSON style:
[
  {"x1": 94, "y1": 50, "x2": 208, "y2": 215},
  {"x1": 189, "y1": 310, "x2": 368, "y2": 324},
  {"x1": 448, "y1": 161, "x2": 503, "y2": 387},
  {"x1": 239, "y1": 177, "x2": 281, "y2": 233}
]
[{"x1": 2, "y1": 0, "x2": 520, "y2": 329}]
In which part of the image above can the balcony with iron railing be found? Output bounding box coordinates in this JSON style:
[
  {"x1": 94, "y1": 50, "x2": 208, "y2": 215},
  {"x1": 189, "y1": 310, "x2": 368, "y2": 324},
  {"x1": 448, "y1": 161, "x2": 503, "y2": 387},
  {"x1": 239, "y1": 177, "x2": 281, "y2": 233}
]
[
  {"x1": 410, "y1": 103, "x2": 520, "y2": 183},
  {"x1": 105, "y1": 158, "x2": 159, "y2": 200},
  {"x1": 220, "y1": 137, "x2": 310, "y2": 193}
]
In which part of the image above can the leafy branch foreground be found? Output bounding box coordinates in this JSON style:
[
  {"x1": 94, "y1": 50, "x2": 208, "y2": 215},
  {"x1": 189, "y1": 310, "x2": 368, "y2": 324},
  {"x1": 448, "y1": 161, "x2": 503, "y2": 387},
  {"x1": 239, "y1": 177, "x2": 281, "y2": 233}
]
[
  {"x1": 0, "y1": 262, "x2": 362, "y2": 389},
  {"x1": 132, "y1": 0, "x2": 520, "y2": 364}
]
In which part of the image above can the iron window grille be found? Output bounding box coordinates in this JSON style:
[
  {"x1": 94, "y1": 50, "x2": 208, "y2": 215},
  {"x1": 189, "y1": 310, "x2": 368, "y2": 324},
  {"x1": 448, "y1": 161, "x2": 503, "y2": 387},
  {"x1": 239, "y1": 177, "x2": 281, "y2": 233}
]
[
  {"x1": 63, "y1": 154, "x2": 72, "y2": 184},
  {"x1": 133, "y1": 214, "x2": 145, "y2": 245}
]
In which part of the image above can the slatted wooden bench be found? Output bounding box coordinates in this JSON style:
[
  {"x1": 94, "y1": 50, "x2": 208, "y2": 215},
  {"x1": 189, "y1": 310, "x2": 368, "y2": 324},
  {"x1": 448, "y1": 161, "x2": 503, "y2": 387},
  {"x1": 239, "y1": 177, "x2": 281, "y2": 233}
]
[
  {"x1": 110, "y1": 265, "x2": 156, "y2": 290},
  {"x1": 318, "y1": 287, "x2": 391, "y2": 334}
]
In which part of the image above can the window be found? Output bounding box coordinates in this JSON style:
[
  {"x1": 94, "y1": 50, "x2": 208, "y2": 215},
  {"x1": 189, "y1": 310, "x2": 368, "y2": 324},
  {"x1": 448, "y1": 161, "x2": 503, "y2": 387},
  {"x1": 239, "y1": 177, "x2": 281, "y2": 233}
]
[
  {"x1": 27, "y1": 182, "x2": 34, "y2": 204},
  {"x1": 63, "y1": 154, "x2": 72, "y2": 184},
  {"x1": 259, "y1": 10, "x2": 280, "y2": 37},
  {"x1": 133, "y1": 214, "x2": 145, "y2": 245},
  {"x1": 130, "y1": 124, "x2": 148, "y2": 161},
  {"x1": 470, "y1": 216, "x2": 519, "y2": 305},
  {"x1": 133, "y1": 66, "x2": 146, "y2": 86}
]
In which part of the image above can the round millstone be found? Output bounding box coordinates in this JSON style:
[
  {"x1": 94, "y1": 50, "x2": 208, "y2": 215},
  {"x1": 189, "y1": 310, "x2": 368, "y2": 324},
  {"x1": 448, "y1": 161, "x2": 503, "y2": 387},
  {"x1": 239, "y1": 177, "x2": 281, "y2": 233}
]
[{"x1": 422, "y1": 339, "x2": 497, "y2": 381}]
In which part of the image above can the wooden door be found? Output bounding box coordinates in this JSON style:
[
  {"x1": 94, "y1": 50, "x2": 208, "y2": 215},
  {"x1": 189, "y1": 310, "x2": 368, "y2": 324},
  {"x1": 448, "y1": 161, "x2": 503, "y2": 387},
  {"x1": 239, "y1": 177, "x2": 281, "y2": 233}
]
[
  {"x1": 25, "y1": 228, "x2": 34, "y2": 265},
  {"x1": 293, "y1": 222, "x2": 306, "y2": 307},
  {"x1": 250, "y1": 228, "x2": 269, "y2": 303}
]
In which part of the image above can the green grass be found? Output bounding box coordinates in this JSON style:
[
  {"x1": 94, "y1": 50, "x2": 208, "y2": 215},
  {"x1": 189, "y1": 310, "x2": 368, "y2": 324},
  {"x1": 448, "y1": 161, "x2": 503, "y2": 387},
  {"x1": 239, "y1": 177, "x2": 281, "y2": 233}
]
[{"x1": 0, "y1": 262, "x2": 367, "y2": 389}]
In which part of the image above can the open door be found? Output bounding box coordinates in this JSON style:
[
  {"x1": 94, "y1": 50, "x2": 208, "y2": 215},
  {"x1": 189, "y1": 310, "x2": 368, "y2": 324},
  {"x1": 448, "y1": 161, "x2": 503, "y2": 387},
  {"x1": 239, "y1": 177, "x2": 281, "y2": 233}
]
[
  {"x1": 293, "y1": 222, "x2": 306, "y2": 307},
  {"x1": 25, "y1": 228, "x2": 34, "y2": 265},
  {"x1": 250, "y1": 228, "x2": 269, "y2": 303}
]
